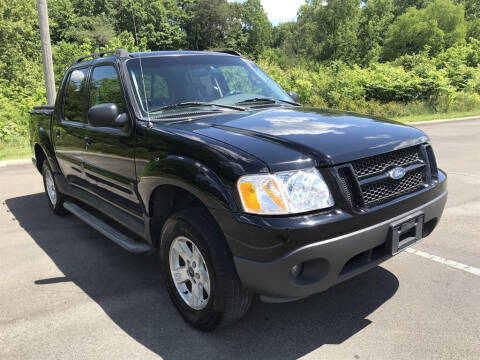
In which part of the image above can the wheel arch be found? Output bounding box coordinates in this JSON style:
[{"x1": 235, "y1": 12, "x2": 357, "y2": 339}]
[
  {"x1": 33, "y1": 142, "x2": 60, "y2": 174},
  {"x1": 139, "y1": 156, "x2": 238, "y2": 249},
  {"x1": 138, "y1": 155, "x2": 238, "y2": 214},
  {"x1": 33, "y1": 143, "x2": 47, "y2": 173},
  {"x1": 32, "y1": 126, "x2": 60, "y2": 174},
  {"x1": 148, "y1": 184, "x2": 229, "y2": 254}
]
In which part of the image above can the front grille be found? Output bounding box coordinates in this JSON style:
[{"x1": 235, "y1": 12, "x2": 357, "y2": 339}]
[
  {"x1": 361, "y1": 167, "x2": 425, "y2": 205},
  {"x1": 351, "y1": 146, "x2": 421, "y2": 178},
  {"x1": 335, "y1": 145, "x2": 433, "y2": 208},
  {"x1": 337, "y1": 168, "x2": 354, "y2": 205}
]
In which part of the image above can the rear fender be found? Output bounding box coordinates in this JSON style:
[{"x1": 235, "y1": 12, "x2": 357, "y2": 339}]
[{"x1": 32, "y1": 128, "x2": 61, "y2": 174}]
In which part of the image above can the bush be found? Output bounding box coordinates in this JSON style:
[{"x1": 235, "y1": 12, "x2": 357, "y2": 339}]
[
  {"x1": 0, "y1": 71, "x2": 45, "y2": 144},
  {"x1": 451, "y1": 91, "x2": 480, "y2": 112},
  {"x1": 256, "y1": 43, "x2": 480, "y2": 119}
]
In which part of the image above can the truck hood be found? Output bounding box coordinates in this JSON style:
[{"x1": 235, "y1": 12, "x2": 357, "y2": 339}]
[{"x1": 175, "y1": 107, "x2": 429, "y2": 171}]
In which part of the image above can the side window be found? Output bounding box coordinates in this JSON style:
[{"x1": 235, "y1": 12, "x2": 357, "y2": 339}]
[
  {"x1": 63, "y1": 68, "x2": 89, "y2": 123},
  {"x1": 89, "y1": 65, "x2": 125, "y2": 113}
]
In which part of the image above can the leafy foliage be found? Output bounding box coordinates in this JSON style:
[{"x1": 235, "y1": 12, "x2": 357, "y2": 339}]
[
  {"x1": 259, "y1": 44, "x2": 480, "y2": 118},
  {"x1": 383, "y1": 0, "x2": 467, "y2": 59},
  {"x1": 357, "y1": 0, "x2": 395, "y2": 65},
  {"x1": 241, "y1": 0, "x2": 272, "y2": 56},
  {"x1": 1, "y1": 0, "x2": 480, "y2": 144},
  {"x1": 298, "y1": 0, "x2": 362, "y2": 63}
]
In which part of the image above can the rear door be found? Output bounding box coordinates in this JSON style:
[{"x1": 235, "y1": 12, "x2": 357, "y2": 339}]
[
  {"x1": 53, "y1": 67, "x2": 90, "y2": 186},
  {"x1": 82, "y1": 64, "x2": 141, "y2": 216}
]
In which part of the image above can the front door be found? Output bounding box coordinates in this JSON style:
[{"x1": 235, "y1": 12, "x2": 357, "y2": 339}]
[
  {"x1": 53, "y1": 67, "x2": 90, "y2": 187},
  {"x1": 82, "y1": 64, "x2": 141, "y2": 216}
]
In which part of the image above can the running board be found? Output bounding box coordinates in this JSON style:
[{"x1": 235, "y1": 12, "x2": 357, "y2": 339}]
[{"x1": 63, "y1": 201, "x2": 152, "y2": 253}]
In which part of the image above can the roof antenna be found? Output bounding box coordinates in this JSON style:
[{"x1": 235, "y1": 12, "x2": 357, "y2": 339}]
[{"x1": 130, "y1": 0, "x2": 153, "y2": 128}]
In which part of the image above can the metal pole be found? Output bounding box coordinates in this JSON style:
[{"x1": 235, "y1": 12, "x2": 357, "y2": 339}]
[{"x1": 37, "y1": 0, "x2": 56, "y2": 105}]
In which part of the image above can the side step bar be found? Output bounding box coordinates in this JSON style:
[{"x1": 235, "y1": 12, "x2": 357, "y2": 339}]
[{"x1": 63, "y1": 201, "x2": 152, "y2": 253}]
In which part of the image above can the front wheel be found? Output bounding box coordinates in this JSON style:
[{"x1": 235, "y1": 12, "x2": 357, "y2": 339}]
[
  {"x1": 160, "y1": 208, "x2": 252, "y2": 331},
  {"x1": 42, "y1": 161, "x2": 68, "y2": 215}
]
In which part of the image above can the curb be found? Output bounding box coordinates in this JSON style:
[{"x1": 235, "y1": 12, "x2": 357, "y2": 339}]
[
  {"x1": 0, "y1": 158, "x2": 32, "y2": 168},
  {"x1": 407, "y1": 116, "x2": 480, "y2": 126}
]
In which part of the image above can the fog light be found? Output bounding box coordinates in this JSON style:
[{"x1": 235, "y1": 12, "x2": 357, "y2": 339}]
[{"x1": 290, "y1": 263, "x2": 303, "y2": 277}]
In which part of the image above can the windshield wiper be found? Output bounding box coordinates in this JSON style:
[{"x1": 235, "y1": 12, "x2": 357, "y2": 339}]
[
  {"x1": 149, "y1": 102, "x2": 246, "y2": 113},
  {"x1": 236, "y1": 97, "x2": 300, "y2": 106},
  {"x1": 277, "y1": 98, "x2": 301, "y2": 106}
]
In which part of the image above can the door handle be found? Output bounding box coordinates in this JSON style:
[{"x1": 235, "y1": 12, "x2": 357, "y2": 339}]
[{"x1": 55, "y1": 129, "x2": 60, "y2": 138}]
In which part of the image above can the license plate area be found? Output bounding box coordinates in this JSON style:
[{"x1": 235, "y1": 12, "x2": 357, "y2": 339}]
[{"x1": 391, "y1": 212, "x2": 424, "y2": 255}]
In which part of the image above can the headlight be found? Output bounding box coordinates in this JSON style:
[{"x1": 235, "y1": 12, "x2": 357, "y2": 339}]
[{"x1": 237, "y1": 168, "x2": 334, "y2": 215}]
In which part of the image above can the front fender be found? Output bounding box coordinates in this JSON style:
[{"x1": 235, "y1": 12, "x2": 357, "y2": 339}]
[{"x1": 137, "y1": 155, "x2": 238, "y2": 215}]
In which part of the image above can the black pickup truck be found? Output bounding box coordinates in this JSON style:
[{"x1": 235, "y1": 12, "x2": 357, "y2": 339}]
[{"x1": 30, "y1": 49, "x2": 447, "y2": 331}]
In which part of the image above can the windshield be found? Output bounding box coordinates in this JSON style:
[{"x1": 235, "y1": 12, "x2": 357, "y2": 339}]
[{"x1": 126, "y1": 55, "x2": 292, "y2": 117}]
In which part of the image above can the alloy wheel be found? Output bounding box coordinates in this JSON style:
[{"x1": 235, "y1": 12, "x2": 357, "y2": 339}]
[{"x1": 169, "y1": 236, "x2": 211, "y2": 310}]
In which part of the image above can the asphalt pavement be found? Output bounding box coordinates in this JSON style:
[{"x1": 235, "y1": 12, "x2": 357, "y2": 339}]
[{"x1": 1, "y1": 119, "x2": 479, "y2": 359}]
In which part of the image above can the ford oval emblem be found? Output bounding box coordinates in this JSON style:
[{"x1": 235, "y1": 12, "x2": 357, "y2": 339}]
[{"x1": 389, "y1": 167, "x2": 406, "y2": 180}]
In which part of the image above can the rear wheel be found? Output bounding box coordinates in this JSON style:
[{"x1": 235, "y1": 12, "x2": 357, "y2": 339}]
[
  {"x1": 42, "y1": 161, "x2": 68, "y2": 215},
  {"x1": 160, "y1": 207, "x2": 252, "y2": 331}
]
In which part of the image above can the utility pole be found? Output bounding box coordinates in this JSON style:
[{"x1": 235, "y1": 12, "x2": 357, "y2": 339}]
[{"x1": 37, "y1": 0, "x2": 56, "y2": 105}]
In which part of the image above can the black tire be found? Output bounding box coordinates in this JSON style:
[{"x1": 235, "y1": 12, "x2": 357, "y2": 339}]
[
  {"x1": 42, "y1": 161, "x2": 68, "y2": 215},
  {"x1": 160, "y1": 207, "x2": 252, "y2": 331}
]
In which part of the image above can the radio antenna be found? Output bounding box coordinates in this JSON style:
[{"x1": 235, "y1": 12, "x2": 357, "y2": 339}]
[{"x1": 130, "y1": 0, "x2": 153, "y2": 128}]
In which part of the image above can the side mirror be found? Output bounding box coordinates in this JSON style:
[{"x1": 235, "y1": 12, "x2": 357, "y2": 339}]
[
  {"x1": 88, "y1": 103, "x2": 128, "y2": 128},
  {"x1": 288, "y1": 92, "x2": 300, "y2": 103}
]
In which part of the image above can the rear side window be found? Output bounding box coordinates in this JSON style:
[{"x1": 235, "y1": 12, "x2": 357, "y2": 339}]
[
  {"x1": 89, "y1": 65, "x2": 125, "y2": 113},
  {"x1": 63, "y1": 68, "x2": 89, "y2": 123}
]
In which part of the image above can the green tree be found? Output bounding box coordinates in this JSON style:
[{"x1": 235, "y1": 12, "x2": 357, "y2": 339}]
[
  {"x1": 467, "y1": 19, "x2": 480, "y2": 41},
  {"x1": 70, "y1": 0, "x2": 96, "y2": 17},
  {"x1": 273, "y1": 22, "x2": 301, "y2": 57},
  {"x1": 49, "y1": 0, "x2": 116, "y2": 46},
  {"x1": 426, "y1": 0, "x2": 467, "y2": 49},
  {"x1": 183, "y1": 0, "x2": 229, "y2": 50},
  {"x1": 456, "y1": 0, "x2": 480, "y2": 20},
  {"x1": 139, "y1": 0, "x2": 187, "y2": 50},
  {"x1": 298, "y1": 0, "x2": 361, "y2": 62},
  {"x1": 0, "y1": 0, "x2": 45, "y2": 141},
  {"x1": 52, "y1": 39, "x2": 95, "y2": 84},
  {"x1": 48, "y1": 0, "x2": 75, "y2": 43},
  {"x1": 114, "y1": 0, "x2": 186, "y2": 50},
  {"x1": 357, "y1": 0, "x2": 395, "y2": 65},
  {"x1": 0, "y1": 0, "x2": 41, "y2": 86},
  {"x1": 241, "y1": 0, "x2": 272, "y2": 56},
  {"x1": 383, "y1": 0, "x2": 466, "y2": 60},
  {"x1": 392, "y1": 0, "x2": 432, "y2": 16},
  {"x1": 78, "y1": 16, "x2": 116, "y2": 47},
  {"x1": 224, "y1": 2, "x2": 248, "y2": 52},
  {"x1": 383, "y1": 7, "x2": 444, "y2": 60}
]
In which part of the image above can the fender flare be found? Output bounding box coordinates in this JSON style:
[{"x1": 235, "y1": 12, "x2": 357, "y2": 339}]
[
  {"x1": 137, "y1": 155, "x2": 238, "y2": 215},
  {"x1": 32, "y1": 127, "x2": 61, "y2": 174}
]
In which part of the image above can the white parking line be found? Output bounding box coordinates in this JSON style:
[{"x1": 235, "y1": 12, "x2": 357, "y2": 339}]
[{"x1": 405, "y1": 248, "x2": 480, "y2": 276}]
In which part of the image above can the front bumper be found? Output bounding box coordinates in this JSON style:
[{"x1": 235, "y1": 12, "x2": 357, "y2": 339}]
[{"x1": 232, "y1": 184, "x2": 447, "y2": 299}]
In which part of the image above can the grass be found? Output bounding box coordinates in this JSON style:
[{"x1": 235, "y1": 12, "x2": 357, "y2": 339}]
[
  {"x1": 394, "y1": 109, "x2": 480, "y2": 123},
  {"x1": 0, "y1": 142, "x2": 31, "y2": 161}
]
